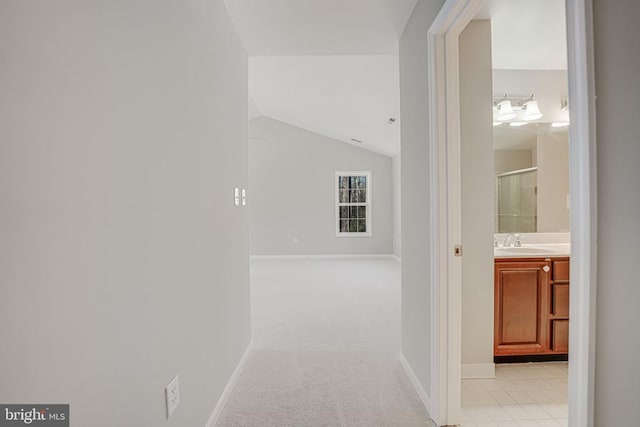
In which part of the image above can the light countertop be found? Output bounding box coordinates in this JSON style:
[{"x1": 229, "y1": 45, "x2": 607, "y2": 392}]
[{"x1": 494, "y1": 243, "x2": 571, "y2": 258}]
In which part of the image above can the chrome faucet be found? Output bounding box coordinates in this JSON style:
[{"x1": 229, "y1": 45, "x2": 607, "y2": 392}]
[{"x1": 503, "y1": 233, "x2": 522, "y2": 248}]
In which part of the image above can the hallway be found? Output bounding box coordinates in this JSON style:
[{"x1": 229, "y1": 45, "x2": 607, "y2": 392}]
[{"x1": 217, "y1": 258, "x2": 433, "y2": 426}]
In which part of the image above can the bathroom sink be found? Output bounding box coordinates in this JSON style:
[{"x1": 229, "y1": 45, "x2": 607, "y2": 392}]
[
  {"x1": 494, "y1": 243, "x2": 571, "y2": 258},
  {"x1": 496, "y1": 247, "x2": 555, "y2": 254}
]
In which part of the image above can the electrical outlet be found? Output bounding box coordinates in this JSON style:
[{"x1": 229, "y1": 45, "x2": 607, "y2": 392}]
[{"x1": 165, "y1": 375, "x2": 180, "y2": 419}]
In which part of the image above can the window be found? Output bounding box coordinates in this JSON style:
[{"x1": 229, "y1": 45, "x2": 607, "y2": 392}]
[{"x1": 335, "y1": 171, "x2": 371, "y2": 237}]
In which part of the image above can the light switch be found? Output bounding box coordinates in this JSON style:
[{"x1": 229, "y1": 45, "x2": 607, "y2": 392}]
[
  {"x1": 241, "y1": 189, "x2": 247, "y2": 206},
  {"x1": 234, "y1": 188, "x2": 240, "y2": 206},
  {"x1": 165, "y1": 374, "x2": 180, "y2": 419}
]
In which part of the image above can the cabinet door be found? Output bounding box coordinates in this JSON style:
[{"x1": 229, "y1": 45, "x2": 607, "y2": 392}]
[
  {"x1": 551, "y1": 319, "x2": 569, "y2": 353},
  {"x1": 495, "y1": 260, "x2": 550, "y2": 355}
]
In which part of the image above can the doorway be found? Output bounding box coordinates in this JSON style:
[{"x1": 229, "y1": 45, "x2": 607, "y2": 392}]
[{"x1": 426, "y1": 0, "x2": 597, "y2": 426}]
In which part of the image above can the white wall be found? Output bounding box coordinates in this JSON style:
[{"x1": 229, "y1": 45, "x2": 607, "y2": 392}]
[
  {"x1": 459, "y1": 20, "x2": 496, "y2": 377},
  {"x1": 399, "y1": 0, "x2": 445, "y2": 398},
  {"x1": 392, "y1": 154, "x2": 402, "y2": 257},
  {"x1": 495, "y1": 150, "x2": 534, "y2": 174},
  {"x1": 0, "y1": 1, "x2": 250, "y2": 426},
  {"x1": 249, "y1": 117, "x2": 393, "y2": 255},
  {"x1": 536, "y1": 132, "x2": 570, "y2": 232},
  {"x1": 593, "y1": 1, "x2": 640, "y2": 424}
]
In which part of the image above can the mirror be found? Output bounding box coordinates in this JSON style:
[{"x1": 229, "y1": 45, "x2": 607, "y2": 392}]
[{"x1": 494, "y1": 123, "x2": 570, "y2": 233}]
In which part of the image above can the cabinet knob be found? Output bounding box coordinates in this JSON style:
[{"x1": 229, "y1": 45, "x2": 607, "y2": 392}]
[{"x1": 542, "y1": 266, "x2": 550, "y2": 273}]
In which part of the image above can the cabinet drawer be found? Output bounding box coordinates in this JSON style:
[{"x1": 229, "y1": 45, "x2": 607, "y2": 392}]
[
  {"x1": 551, "y1": 283, "x2": 570, "y2": 317},
  {"x1": 553, "y1": 260, "x2": 570, "y2": 281}
]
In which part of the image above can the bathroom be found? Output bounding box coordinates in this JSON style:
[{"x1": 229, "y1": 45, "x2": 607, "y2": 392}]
[{"x1": 459, "y1": 2, "x2": 571, "y2": 426}]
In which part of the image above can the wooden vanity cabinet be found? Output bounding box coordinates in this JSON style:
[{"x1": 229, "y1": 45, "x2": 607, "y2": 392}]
[
  {"x1": 549, "y1": 259, "x2": 570, "y2": 353},
  {"x1": 494, "y1": 257, "x2": 569, "y2": 357}
]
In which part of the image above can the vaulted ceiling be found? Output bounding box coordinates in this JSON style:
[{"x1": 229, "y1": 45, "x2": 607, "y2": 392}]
[
  {"x1": 225, "y1": 0, "x2": 414, "y2": 156},
  {"x1": 224, "y1": 0, "x2": 418, "y2": 56},
  {"x1": 250, "y1": 55, "x2": 400, "y2": 156},
  {"x1": 226, "y1": 0, "x2": 568, "y2": 157}
]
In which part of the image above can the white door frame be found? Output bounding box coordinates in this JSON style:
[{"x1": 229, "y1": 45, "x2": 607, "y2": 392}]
[{"x1": 426, "y1": 0, "x2": 598, "y2": 426}]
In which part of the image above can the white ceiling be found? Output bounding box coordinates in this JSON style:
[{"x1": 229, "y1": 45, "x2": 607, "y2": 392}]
[
  {"x1": 224, "y1": 0, "x2": 418, "y2": 55},
  {"x1": 250, "y1": 55, "x2": 400, "y2": 156},
  {"x1": 229, "y1": 0, "x2": 568, "y2": 158},
  {"x1": 476, "y1": 0, "x2": 567, "y2": 70}
]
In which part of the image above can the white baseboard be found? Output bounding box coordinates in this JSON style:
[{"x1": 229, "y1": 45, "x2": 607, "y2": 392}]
[
  {"x1": 461, "y1": 363, "x2": 496, "y2": 379},
  {"x1": 250, "y1": 254, "x2": 397, "y2": 260},
  {"x1": 399, "y1": 352, "x2": 433, "y2": 418},
  {"x1": 205, "y1": 340, "x2": 254, "y2": 427}
]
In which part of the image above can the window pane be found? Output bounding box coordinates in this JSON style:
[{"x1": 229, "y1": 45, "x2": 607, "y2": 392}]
[
  {"x1": 340, "y1": 206, "x2": 349, "y2": 219},
  {"x1": 339, "y1": 176, "x2": 348, "y2": 190},
  {"x1": 351, "y1": 189, "x2": 365, "y2": 203},
  {"x1": 339, "y1": 189, "x2": 349, "y2": 203},
  {"x1": 349, "y1": 176, "x2": 358, "y2": 189},
  {"x1": 337, "y1": 174, "x2": 370, "y2": 234}
]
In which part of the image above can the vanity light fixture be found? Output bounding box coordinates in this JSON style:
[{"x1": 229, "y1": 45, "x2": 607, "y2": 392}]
[
  {"x1": 509, "y1": 121, "x2": 528, "y2": 127},
  {"x1": 522, "y1": 97, "x2": 543, "y2": 121},
  {"x1": 551, "y1": 122, "x2": 570, "y2": 128},
  {"x1": 493, "y1": 122, "x2": 503, "y2": 127},
  {"x1": 493, "y1": 94, "x2": 543, "y2": 122},
  {"x1": 495, "y1": 98, "x2": 516, "y2": 121}
]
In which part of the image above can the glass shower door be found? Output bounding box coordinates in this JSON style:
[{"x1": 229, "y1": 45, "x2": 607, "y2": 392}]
[{"x1": 497, "y1": 167, "x2": 537, "y2": 233}]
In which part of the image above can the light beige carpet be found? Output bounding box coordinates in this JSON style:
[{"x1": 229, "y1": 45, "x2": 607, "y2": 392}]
[{"x1": 216, "y1": 259, "x2": 435, "y2": 427}]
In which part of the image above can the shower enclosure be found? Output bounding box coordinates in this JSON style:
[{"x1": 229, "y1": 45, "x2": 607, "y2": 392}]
[{"x1": 496, "y1": 167, "x2": 538, "y2": 233}]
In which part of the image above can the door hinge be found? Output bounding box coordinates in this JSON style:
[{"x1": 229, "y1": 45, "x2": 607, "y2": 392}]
[{"x1": 454, "y1": 245, "x2": 463, "y2": 257}]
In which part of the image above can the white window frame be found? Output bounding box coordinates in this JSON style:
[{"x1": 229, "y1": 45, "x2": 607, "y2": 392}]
[{"x1": 335, "y1": 171, "x2": 372, "y2": 237}]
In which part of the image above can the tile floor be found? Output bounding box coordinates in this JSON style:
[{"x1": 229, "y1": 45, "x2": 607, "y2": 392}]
[{"x1": 460, "y1": 362, "x2": 568, "y2": 427}]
